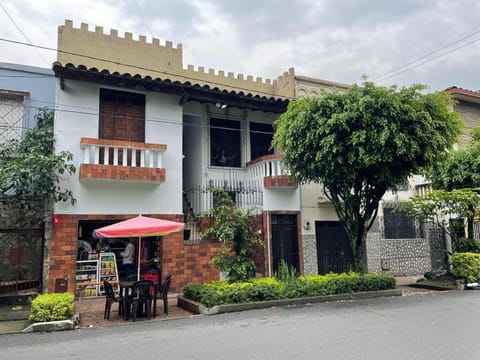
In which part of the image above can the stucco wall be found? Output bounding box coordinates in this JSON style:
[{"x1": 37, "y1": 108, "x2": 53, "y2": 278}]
[
  {"x1": 54, "y1": 79, "x2": 183, "y2": 215},
  {"x1": 0, "y1": 62, "x2": 55, "y2": 130}
]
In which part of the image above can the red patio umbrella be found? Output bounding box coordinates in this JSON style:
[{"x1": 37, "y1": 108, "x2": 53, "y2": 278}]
[{"x1": 94, "y1": 215, "x2": 184, "y2": 280}]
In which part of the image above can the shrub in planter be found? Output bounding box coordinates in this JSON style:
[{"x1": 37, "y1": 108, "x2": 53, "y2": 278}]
[
  {"x1": 29, "y1": 292, "x2": 74, "y2": 322},
  {"x1": 451, "y1": 252, "x2": 480, "y2": 283},
  {"x1": 183, "y1": 272, "x2": 396, "y2": 307}
]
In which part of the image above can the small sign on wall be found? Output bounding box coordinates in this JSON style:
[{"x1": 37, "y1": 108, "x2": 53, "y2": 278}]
[{"x1": 381, "y1": 259, "x2": 390, "y2": 271}]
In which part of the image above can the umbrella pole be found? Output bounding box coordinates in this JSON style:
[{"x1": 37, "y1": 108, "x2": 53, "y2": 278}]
[{"x1": 137, "y1": 237, "x2": 141, "y2": 281}]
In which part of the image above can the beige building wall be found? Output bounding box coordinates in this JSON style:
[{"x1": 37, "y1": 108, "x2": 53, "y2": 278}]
[{"x1": 57, "y1": 20, "x2": 295, "y2": 99}]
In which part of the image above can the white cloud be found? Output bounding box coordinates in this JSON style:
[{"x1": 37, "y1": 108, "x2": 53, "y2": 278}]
[{"x1": 0, "y1": 0, "x2": 479, "y2": 91}]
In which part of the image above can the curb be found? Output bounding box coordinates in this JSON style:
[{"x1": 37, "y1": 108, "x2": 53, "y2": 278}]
[
  {"x1": 178, "y1": 288, "x2": 403, "y2": 316},
  {"x1": 22, "y1": 314, "x2": 80, "y2": 333}
]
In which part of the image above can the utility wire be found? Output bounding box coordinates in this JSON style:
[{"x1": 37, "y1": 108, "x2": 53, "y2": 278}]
[
  {"x1": 132, "y1": 0, "x2": 155, "y2": 39},
  {"x1": 373, "y1": 28, "x2": 480, "y2": 81},
  {"x1": 2, "y1": 102, "x2": 275, "y2": 135},
  {"x1": 0, "y1": 2, "x2": 50, "y2": 66},
  {"x1": 0, "y1": 37, "x2": 295, "y2": 100},
  {"x1": 373, "y1": 28, "x2": 480, "y2": 83},
  {"x1": 375, "y1": 36, "x2": 480, "y2": 83}
]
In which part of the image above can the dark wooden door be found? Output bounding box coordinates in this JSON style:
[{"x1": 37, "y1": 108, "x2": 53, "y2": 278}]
[
  {"x1": 315, "y1": 221, "x2": 354, "y2": 274},
  {"x1": 99, "y1": 89, "x2": 145, "y2": 165},
  {"x1": 271, "y1": 215, "x2": 299, "y2": 274}
]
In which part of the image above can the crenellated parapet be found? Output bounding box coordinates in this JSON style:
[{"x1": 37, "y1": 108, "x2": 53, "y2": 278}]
[
  {"x1": 57, "y1": 20, "x2": 295, "y2": 99},
  {"x1": 58, "y1": 20, "x2": 183, "y2": 75}
]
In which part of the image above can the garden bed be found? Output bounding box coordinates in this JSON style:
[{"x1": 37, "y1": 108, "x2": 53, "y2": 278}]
[
  {"x1": 180, "y1": 272, "x2": 399, "y2": 315},
  {"x1": 178, "y1": 288, "x2": 402, "y2": 315}
]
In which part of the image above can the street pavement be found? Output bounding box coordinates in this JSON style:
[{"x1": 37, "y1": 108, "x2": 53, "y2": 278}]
[{"x1": 1, "y1": 290, "x2": 480, "y2": 360}]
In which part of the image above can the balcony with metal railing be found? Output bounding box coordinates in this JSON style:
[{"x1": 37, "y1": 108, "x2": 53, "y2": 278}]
[{"x1": 79, "y1": 137, "x2": 166, "y2": 182}]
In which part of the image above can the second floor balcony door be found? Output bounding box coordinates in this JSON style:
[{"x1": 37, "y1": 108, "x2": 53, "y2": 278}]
[{"x1": 99, "y1": 89, "x2": 145, "y2": 166}]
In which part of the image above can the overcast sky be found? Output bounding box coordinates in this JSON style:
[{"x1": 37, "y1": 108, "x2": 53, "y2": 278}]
[{"x1": 1, "y1": 0, "x2": 479, "y2": 91}]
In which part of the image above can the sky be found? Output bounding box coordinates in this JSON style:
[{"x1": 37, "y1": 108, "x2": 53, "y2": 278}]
[{"x1": 0, "y1": 0, "x2": 479, "y2": 91}]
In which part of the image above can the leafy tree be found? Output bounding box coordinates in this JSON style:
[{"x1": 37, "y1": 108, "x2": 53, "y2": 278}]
[
  {"x1": 0, "y1": 109, "x2": 76, "y2": 207},
  {"x1": 272, "y1": 81, "x2": 462, "y2": 270},
  {"x1": 431, "y1": 127, "x2": 480, "y2": 191},
  {"x1": 201, "y1": 188, "x2": 261, "y2": 282},
  {"x1": 427, "y1": 127, "x2": 480, "y2": 242}
]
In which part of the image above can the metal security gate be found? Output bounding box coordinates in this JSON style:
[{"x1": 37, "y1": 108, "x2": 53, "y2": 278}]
[
  {"x1": 271, "y1": 215, "x2": 299, "y2": 274},
  {"x1": 315, "y1": 221, "x2": 354, "y2": 274},
  {"x1": 0, "y1": 227, "x2": 44, "y2": 295}
]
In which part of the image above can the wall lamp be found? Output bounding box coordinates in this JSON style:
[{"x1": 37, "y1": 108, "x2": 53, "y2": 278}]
[{"x1": 215, "y1": 102, "x2": 227, "y2": 109}]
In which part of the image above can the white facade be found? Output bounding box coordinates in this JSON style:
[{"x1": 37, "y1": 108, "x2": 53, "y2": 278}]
[{"x1": 54, "y1": 80, "x2": 183, "y2": 215}]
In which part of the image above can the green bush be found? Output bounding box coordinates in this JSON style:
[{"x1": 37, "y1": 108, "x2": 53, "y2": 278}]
[
  {"x1": 451, "y1": 252, "x2": 480, "y2": 283},
  {"x1": 453, "y1": 238, "x2": 480, "y2": 253},
  {"x1": 29, "y1": 292, "x2": 74, "y2": 322},
  {"x1": 183, "y1": 272, "x2": 396, "y2": 307}
]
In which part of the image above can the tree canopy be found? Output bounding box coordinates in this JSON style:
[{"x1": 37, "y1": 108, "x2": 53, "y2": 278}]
[
  {"x1": 431, "y1": 127, "x2": 480, "y2": 191},
  {"x1": 272, "y1": 81, "x2": 463, "y2": 269},
  {"x1": 0, "y1": 109, "x2": 76, "y2": 207}
]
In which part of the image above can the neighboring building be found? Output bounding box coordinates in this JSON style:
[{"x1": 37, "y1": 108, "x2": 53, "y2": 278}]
[
  {"x1": 0, "y1": 63, "x2": 55, "y2": 296},
  {"x1": 297, "y1": 78, "x2": 447, "y2": 277},
  {"x1": 445, "y1": 86, "x2": 480, "y2": 146},
  {"x1": 0, "y1": 62, "x2": 55, "y2": 142}
]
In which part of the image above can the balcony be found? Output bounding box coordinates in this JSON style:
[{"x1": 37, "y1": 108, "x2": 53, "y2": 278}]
[
  {"x1": 79, "y1": 137, "x2": 166, "y2": 183},
  {"x1": 247, "y1": 154, "x2": 297, "y2": 189}
]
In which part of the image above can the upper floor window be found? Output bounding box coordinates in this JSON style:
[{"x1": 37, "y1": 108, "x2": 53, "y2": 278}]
[
  {"x1": 250, "y1": 122, "x2": 274, "y2": 160},
  {"x1": 0, "y1": 90, "x2": 28, "y2": 143},
  {"x1": 210, "y1": 117, "x2": 241, "y2": 167},
  {"x1": 99, "y1": 88, "x2": 145, "y2": 142}
]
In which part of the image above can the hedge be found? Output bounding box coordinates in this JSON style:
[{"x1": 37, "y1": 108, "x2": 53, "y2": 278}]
[
  {"x1": 451, "y1": 252, "x2": 480, "y2": 283},
  {"x1": 183, "y1": 272, "x2": 396, "y2": 308},
  {"x1": 29, "y1": 292, "x2": 75, "y2": 322}
]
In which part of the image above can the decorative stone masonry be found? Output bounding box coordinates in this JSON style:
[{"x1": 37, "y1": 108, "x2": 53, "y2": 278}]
[{"x1": 302, "y1": 234, "x2": 318, "y2": 275}]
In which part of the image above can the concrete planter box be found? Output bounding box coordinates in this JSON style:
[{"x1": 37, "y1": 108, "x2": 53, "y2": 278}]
[{"x1": 178, "y1": 288, "x2": 402, "y2": 316}]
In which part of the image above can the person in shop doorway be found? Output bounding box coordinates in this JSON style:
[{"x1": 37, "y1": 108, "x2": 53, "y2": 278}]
[{"x1": 120, "y1": 239, "x2": 134, "y2": 279}]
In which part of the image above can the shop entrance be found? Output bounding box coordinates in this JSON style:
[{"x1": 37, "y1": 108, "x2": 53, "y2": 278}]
[{"x1": 76, "y1": 220, "x2": 162, "y2": 296}]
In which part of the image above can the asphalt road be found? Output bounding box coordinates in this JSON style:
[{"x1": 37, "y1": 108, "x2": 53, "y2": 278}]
[{"x1": 2, "y1": 291, "x2": 480, "y2": 360}]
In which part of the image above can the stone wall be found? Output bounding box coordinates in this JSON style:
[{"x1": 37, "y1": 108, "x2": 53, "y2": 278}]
[
  {"x1": 454, "y1": 101, "x2": 480, "y2": 146},
  {"x1": 302, "y1": 234, "x2": 318, "y2": 275}
]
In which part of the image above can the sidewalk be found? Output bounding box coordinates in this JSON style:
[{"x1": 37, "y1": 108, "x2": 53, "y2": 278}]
[
  {"x1": 75, "y1": 294, "x2": 195, "y2": 328},
  {"x1": 0, "y1": 276, "x2": 442, "y2": 334}
]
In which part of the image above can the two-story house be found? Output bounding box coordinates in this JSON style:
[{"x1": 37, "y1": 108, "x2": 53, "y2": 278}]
[{"x1": 49, "y1": 20, "x2": 304, "y2": 293}]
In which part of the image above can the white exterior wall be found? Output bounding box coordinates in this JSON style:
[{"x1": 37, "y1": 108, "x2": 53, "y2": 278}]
[
  {"x1": 182, "y1": 102, "x2": 279, "y2": 187},
  {"x1": 263, "y1": 188, "x2": 300, "y2": 211},
  {"x1": 300, "y1": 183, "x2": 338, "y2": 235},
  {"x1": 54, "y1": 79, "x2": 183, "y2": 215}
]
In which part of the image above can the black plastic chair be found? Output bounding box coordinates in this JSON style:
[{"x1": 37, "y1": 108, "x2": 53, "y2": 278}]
[
  {"x1": 125, "y1": 280, "x2": 153, "y2": 321},
  {"x1": 126, "y1": 274, "x2": 138, "y2": 281},
  {"x1": 103, "y1": 280, "x2": 123, "y2": 320},
  {"x1": 154, "y1": 275, "x2": 171, "y2": 317}
]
